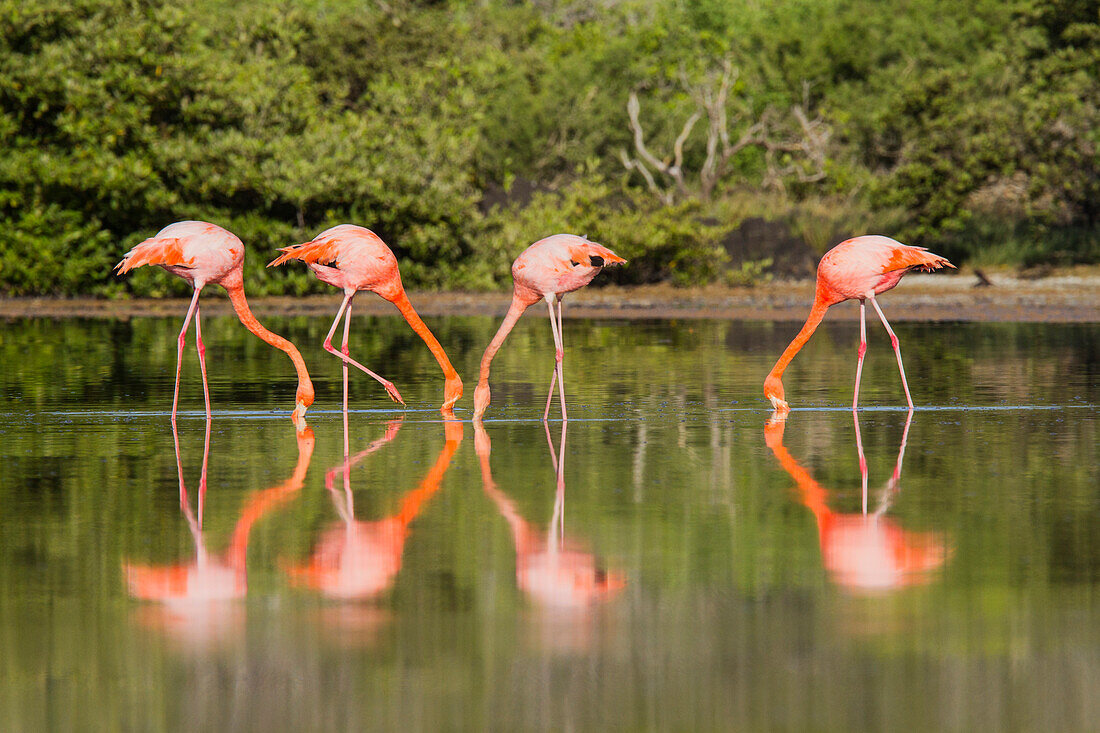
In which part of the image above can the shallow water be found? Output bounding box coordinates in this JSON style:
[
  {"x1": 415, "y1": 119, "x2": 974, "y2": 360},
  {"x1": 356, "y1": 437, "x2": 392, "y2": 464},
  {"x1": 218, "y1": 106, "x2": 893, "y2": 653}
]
[{"x1": 1, "y1": 311, "x2": 1097, "y2": 730}]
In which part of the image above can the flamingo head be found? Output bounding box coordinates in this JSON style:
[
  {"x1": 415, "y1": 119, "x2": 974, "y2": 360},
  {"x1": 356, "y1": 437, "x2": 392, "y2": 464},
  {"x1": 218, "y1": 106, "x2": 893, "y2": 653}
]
[
  {"x1": 580, "y1": 241, "x2": 627, "y2": 268},
  {"x1": 473, "y1": 381, "x2": 491, "y2": 420},
  {"x1": 763, "y1": 375, "x2": 789, "y2": 414},
  {"x1": 292, "y1": 387, "x2": 314, "y2": 431},
  {"x1": 442, "y1": 374, "x2": 463, "y2": 413}
]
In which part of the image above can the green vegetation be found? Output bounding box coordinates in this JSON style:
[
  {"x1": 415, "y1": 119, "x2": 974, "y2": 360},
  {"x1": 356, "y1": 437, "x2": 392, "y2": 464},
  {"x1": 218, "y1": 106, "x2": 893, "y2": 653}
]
[{"x1": 1, "y1": 0, "x2": 1097, "y2": 296}]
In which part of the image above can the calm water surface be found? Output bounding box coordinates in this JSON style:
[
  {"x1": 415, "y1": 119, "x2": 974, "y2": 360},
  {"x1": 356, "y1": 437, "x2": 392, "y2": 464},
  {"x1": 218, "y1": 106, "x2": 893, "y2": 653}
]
[{"x1": 1, "y1": 311, "x2": 1097, "y2": 730}]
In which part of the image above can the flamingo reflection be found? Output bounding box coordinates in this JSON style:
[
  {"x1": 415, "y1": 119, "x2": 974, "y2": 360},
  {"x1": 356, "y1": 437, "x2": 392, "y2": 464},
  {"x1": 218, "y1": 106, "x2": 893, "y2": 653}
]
[
  {"x1": 284, "y1": 415, "x2": 462, "y2": 599},
  {"x1": 474, "y1": 420, "x2": 624, "y2": 609},
  {"x1": 124, "y1": 419, "x2": 314, "y2": 641},
  {"x1": 765, "y1": 411, "x2": 950, "y2": 592}
]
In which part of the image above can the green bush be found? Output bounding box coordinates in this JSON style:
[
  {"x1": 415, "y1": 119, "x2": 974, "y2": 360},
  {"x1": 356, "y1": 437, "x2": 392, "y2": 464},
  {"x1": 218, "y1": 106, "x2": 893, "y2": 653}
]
[{"x1": 0, "y1": 0, "x2": 1096, "y2": 298}]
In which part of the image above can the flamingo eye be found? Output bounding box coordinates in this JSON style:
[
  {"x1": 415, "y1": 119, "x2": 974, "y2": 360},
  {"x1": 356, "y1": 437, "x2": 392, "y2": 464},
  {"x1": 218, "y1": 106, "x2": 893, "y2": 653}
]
[{"x1": 570, "y1": 260, "x2": 581, "y2": 267}]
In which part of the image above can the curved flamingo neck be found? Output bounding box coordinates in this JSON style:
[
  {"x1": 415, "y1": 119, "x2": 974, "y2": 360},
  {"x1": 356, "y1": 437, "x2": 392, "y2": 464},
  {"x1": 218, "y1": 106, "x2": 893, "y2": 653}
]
[
  {"x1": 224, "y1": 282, "x2": 315, "y2": 409},
  {"x1": 388, "y1": 289, "x2": 459, "y2": 380},
  {"x1": 766, "y1": 286, "x2": 832, "y2": 383},
  {"x1": 477, "y1": 288, "x2": 537, "y2": 391}
]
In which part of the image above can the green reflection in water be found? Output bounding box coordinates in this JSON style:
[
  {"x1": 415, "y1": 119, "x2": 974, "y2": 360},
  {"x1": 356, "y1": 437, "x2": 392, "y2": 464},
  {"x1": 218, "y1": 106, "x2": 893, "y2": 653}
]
[{"x1": 0, "y1": 315, "x2": 1097, "y2": 730}]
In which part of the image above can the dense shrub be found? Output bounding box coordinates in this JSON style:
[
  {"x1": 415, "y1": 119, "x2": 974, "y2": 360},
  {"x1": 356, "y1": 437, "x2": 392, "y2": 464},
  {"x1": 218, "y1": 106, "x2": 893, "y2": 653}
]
[{"x1": 0, "y1": 0, "x2": 1096, "y2": 296}]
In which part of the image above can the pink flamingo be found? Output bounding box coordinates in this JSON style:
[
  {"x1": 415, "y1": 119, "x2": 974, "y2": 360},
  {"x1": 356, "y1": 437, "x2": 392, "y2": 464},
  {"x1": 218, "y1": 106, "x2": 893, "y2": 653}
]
[
  {"x1": 284, "y1": 417, "x2": 463, "y2": 599},
  {"x1": 267, "y1": 224, "x2": 463, "y2": 415},
  {"x1": 124, "y1": 419, "x2": 315, "y2": 641},
  {"x1": 473, "y1": 234, "x2": 626, "y2": 420},
  {"x1": 116, "y1": 221, "x2": 315, "y2": 426},
  {"x1": 474, "y1": 421, "x2": 625, "y2": 609},
  {"x1": 764, "y1": 412, "x2": 950, "y2": 592},
  {"x1": 763, "y1": 235, "x2": 953, "y2": 413}
]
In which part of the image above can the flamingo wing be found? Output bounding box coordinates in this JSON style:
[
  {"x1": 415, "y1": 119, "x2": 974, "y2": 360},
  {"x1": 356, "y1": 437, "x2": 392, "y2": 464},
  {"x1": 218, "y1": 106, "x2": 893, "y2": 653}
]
[
  {"x1": 268, "y1": 238, "x2": 344, "y2": 268},
  {"x1": 115, "y1": 237, "x2": 191, "y2": 274}
]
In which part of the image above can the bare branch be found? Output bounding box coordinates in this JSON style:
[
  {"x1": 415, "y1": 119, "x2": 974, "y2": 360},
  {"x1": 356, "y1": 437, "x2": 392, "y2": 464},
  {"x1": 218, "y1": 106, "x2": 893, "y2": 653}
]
[
  {"x1": 620, "y1": 60, "x2": 830, "y2": 203},
  {"x1": 619, "y1": 148, "x2": 672, "y2": 205},
  {"x1": 626, "y1": 93, "x2": 670, "y2": 176}
]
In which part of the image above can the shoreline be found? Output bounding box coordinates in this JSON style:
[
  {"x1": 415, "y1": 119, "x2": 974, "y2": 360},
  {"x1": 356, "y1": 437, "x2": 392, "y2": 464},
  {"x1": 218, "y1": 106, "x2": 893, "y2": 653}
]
[{"x1": 2, "y1": 270, "x2": 1098, "y2": 323}]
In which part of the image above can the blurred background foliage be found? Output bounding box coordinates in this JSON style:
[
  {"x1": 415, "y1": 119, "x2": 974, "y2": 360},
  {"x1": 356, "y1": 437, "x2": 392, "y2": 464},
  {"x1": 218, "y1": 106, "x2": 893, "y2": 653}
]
[{"x1": 0, "y1": 0, "x2": 1096, "y2": 296}]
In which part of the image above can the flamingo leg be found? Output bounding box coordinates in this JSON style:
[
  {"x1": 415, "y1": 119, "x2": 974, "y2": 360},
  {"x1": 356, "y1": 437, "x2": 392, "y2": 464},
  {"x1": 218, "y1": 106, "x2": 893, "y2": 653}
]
[
  {"x1": 341, "y1": 406, "x2": 354, "y2": 525},
  {"x1": 869, "y1": 296, "x2": 914, "y2": 410},
  {"x1": 543, "y1": 298, "x2": 562, "y2": 420},
  {"x1": 174, "y1": 417, "x2": 212, "y2": 562},
  {"x1": 198, "y1": 415, "x2": 211, "y2": 529},
  {"x1": 852, "y1": 409, "x2": 869, "y2": 515},
  {"x1": 194, "y1": 304, "x2": 211, "y2": 421},
  {"x1": 172, "y1": 287, "x2": 204, "y2": 422},
  {"x1": 852, "y1": 299, "x2": 868, "y2": 411},
  {"x1": 556, "y1": 300, "x2": 566, "y2": 420},
  {"x1": 341, "y1": 299, "x2": 353, "y2": 414},
  {"x1": 874, "y1": 407, "x2": 915, "y2": 517},
  {"x1": 544, "y1": 298, "x2": 567, "y2": 421},
  {"x1": 543, "y1": 369, "x2": 558, "y2": 423},
  {"x1": 323, "y1": 292, "x2": 405, "y2": 406},
  {"x1": 546, "y1": 420, "x2": 567, "y2": 550}
]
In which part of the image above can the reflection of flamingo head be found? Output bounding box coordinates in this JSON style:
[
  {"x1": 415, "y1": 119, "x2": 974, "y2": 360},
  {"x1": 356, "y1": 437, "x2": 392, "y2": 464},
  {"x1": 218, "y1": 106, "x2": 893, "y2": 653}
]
[
  {"x1": 517, "y1": 550, "x2": 626, "y2": 609},
  {"x1": 284, "y1": 518, "x2": 406, "y2": 600},
  {"x1": 820, "y1": 516, "x2": 950, "y2": 592},
  {"x1": 764, "y1": 417, "x2": 786, "y2": 449}
]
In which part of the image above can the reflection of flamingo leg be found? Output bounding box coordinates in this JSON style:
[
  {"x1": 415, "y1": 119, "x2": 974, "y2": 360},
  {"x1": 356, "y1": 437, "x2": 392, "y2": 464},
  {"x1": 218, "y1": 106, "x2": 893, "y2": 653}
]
[
  {"x1": 853, "y1": 410, "x2": 868, "y2": 515},
  {"x1": 198, "y1": 415, "x2": 211, "y2": 527},
  {"x1": 174, "y1": 417, "x2": 213, "y2": 562},
  {"x1": 868, "y1": 409, "x2": 916, "y2": 517},
  {"x1": 326, "y1": 416, "x2": 406, "y2": 525},
  {"x1": 869, "y1": 296, "x2": 914, "y2": 410},
  {"x1": 545, "y1": 420, "x2": 568, "y2": 548},
  {"x1": 341, "y1": 407, "x2": 353, "y2": 525},
  {"x1": 892, "y1": 409, "x2": 915, "y2": 484},
  {"x1": 852, "y1": 299, "x2": 868, "y2": 411},
  {"x1": 173, "y1": 418, "x2": 188, "y2": 511},
  {"x1": 871, "y1": 408, "x2": 916, "y2": 517},
  {"x1": 544, "y1": 420, "x2": 558, "y2": 473}
]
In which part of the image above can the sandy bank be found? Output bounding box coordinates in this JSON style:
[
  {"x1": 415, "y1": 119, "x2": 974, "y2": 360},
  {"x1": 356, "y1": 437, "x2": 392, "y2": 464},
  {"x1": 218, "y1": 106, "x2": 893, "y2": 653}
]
[{"x1": 2, "y1": 268, "x2": 1098, "y2": 323}]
